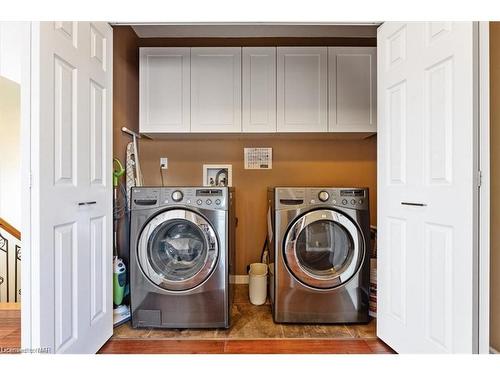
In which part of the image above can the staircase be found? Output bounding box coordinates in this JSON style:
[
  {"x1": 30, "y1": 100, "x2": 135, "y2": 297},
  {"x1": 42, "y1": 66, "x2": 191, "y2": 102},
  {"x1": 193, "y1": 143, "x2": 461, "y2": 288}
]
[{"x1": 0, "y1": 218, "x2": 21, "y2": 302}]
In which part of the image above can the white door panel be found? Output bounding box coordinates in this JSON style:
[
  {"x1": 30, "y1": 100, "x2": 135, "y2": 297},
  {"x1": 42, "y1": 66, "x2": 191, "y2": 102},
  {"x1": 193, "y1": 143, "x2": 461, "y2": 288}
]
[
  {"x1": 377, "y1": 22, "x2": 478, "y2": 353},
  {"x1": 29, "y1": 21, "x2": 113, "y2": 354}
]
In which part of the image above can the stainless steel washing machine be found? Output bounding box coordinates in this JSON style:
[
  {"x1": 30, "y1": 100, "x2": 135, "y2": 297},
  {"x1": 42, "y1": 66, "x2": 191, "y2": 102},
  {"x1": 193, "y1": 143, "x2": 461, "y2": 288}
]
[
  {"x1": 268, "y1": 187, "x2": 370, "y2": 324},
  {"x1": 130, "y1": 186, "x2": 235, "y2": 328}
]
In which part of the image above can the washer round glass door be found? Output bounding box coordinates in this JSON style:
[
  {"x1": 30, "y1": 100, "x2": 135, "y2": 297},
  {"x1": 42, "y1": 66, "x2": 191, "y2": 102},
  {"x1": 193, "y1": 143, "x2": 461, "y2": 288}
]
[
  {"x1": 283, "y1": 209, "x2": 363, "y2": 289},
  {"x1": 137, "y1": 209, "x2": 219, "y2": 291}
]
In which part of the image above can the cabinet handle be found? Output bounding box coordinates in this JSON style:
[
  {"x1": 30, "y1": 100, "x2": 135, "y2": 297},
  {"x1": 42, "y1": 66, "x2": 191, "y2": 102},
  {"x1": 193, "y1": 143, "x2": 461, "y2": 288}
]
[
  {"x1": 78, "y1": 201, "x2": 97, "y2": 206},
  {"x1": 401, "y1": 202, "x2": 427, "y2": 207}
]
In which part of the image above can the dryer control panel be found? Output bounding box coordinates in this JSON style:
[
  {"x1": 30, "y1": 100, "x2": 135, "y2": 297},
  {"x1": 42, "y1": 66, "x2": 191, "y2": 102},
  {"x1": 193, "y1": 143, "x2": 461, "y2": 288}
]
[
  {"x1": 274, "y1": 187, "x2": 369, "y2": 211},
  {"x1": 131, "y1": 187, "x2": 229, "y2": 211}
]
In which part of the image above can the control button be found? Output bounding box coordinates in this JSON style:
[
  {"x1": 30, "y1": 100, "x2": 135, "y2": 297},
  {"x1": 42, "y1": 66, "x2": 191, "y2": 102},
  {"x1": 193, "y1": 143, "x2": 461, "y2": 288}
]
[
  {"x1": 171, "y1": 190, "x2": 183, "y2": 202},
  {"x1": 318, "y1": 191, "x2": 330, "y2": 202},
  {"x1": 342, "y1": 199, "x2": 348, "y2": 205},
  {"x1": 310, "y1": 199, "x2": 316, "y2": 204},
  {"x1": 351, "y1": 199, "x2": 356, "y2": 205},
  {"x1": 215, "y1": 199, "x2": 221, "y2": 205},
  {"x1": 196, "y1": 199, "x2": 203, "y2": 205},
  {"x1": 358, "y1": 199, "x2": 363, "y2": 205},
  {"x1": 332, "y1": 199, "x2": 337, "y2": 204},
  {"x1": 187, "y1": 200, "x2": 191, "y2": 204},
  {"x1": 206, "y1": 199, "x2": 212, "y2": 205}
]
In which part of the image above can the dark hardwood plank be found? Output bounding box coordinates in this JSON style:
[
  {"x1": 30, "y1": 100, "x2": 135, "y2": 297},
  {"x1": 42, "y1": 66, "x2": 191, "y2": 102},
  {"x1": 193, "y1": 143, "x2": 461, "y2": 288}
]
[
  {"x1": 99, "y1": 338, "x2": 383, "y2": 354},
  {"x1": 365, "y1": 339, "x2": 395, "y2": 354},
  {"x1": 0, "y1": 329, "x2": 21, "y2": 353},
  {"x1": 224, "y1": 339, "x2": 374, "y2": 354},
  {"x1": 0, "y1": 307, "x2": 21, "y2": 351},
  {"x1": 99, "y1": 339, "x2": 226, "y2": 354}
]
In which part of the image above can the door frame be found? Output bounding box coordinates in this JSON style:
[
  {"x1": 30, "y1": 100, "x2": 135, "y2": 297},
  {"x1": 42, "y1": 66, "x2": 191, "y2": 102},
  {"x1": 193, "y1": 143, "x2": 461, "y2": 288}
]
[
  {"x1": 17, "y1": 21, "x2": 32, "y2": 350},
  {"x1": 478, "y1": 21, "x2": 490, "y2": 354}
]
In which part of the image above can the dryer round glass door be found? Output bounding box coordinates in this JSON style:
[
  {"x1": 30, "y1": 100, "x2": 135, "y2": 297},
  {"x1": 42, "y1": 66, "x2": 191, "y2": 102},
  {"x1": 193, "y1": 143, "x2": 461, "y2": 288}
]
[
  {"x1": 283, "y1": 209, "x2": 364, "y2": 289},
  {"x1": 137, "y1": 209, "x2": 219, "y2": 291}
]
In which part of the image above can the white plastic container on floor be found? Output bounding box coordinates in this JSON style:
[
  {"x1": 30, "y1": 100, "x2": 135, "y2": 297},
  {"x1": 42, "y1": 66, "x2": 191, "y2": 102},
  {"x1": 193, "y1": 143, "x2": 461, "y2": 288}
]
[{"x1": 248, "y1": 263, "x2": 268, "y2": 305}]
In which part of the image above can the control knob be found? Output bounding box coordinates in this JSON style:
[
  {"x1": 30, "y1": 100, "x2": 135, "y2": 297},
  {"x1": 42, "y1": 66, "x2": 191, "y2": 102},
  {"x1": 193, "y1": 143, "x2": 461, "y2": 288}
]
[
  {"x1": 318, "y1": 191, "x2": 330, "y2": 202},
  {"x1": 171, "y1": 190, "x2": 183, "y2": 202}
]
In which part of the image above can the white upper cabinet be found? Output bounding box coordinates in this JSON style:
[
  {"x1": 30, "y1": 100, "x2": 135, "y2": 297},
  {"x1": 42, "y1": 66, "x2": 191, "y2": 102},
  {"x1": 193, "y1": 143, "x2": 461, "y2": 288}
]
[
  {"x1": 191, "y1": 47, "x2": 242, "y2": 133},
  {"x1": 242, "y1": 47, "x2": 276, "y2": 132},
  {"x1": 139, "y1": 47, "x2": 190, "y2": 133},
  {"x1": 328, "y1": 47, "x2": 377, "y2": 132},
  {"x1": 138, "y1": 46, "x2": 377, "y2": 135},
  {"x1": 277, "y1": 47, "x2": 328, "y2": 132}
]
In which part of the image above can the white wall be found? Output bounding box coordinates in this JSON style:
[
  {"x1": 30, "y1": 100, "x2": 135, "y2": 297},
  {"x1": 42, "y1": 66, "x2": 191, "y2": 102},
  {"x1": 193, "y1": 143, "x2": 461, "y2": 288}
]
[
  {"x1": 0, "y1": 22, "x2": 24, "y2": 230},
  {"x1": 0, "y1": 76, "x2": 21, "y2": 229},
  {"x1": 0, "y1": 22, "x2": 25, "y2": 84}
]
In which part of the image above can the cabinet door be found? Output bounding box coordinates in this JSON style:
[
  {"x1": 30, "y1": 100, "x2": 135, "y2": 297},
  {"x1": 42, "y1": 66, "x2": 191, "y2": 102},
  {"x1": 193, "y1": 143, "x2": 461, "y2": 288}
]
[
  {"x1": 328, "y1": 47, "x2": 377, "y2": 132},
  {"x1": 242, "y1": 47, "x2": 276, "y2": 132},
  {"x1": 191, "y1": 47, "x2": 241, "y2": 133},
  {"x1": 277, "y1": 47, "x2": 327, "y2": 132},
  {"x1": 139, "y1": 48, "x2": 190, "y2": 133}
]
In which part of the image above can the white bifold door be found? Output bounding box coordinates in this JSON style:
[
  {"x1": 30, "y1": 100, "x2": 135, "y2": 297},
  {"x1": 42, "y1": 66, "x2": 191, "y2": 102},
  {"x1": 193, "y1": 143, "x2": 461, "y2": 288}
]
[
  {"x1": 377, "y1": 22, "x2": 479, "y2": 353},
  {"x1": 25, "y1": 22, "x2": 113, "y2": 353}
]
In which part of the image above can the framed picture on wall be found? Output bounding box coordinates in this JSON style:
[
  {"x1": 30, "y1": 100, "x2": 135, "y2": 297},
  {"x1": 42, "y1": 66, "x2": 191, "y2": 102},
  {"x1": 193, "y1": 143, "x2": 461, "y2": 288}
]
[{"x1": 202, "y1": 164, "x2": 233, "y2": 187}]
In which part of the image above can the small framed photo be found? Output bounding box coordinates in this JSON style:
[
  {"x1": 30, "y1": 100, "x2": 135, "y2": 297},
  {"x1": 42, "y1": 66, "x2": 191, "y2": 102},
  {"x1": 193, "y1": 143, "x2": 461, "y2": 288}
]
[{"x1": 203, "y1": 164, "x2": 233, "y2": 187}]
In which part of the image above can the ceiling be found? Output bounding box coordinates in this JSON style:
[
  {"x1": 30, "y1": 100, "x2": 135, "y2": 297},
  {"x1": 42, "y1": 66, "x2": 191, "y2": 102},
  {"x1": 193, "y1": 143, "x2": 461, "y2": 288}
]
[{"x1": 124, "y1": 23, "x2": 379, "y2": 38}]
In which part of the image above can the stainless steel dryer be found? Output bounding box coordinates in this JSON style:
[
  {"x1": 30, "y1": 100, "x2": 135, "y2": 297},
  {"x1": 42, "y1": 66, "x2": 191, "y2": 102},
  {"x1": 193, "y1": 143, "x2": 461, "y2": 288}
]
[
  {"x1": 130, "y1": 187, "x2": 235, "y2": 328},
  {"x1": 268, "y1": 187, "x2": 370, "y2": 324}
]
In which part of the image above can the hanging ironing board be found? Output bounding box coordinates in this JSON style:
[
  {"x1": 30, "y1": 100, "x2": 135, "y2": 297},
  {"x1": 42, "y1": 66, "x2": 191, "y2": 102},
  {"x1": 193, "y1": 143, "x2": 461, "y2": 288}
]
[{"x1": 123, "y1": 127, "x2": 145, "y2": 206}]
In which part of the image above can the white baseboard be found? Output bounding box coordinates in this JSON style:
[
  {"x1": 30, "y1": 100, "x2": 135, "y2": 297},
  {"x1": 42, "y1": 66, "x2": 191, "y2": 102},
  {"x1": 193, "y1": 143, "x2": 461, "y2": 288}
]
[{"x1": 230, "y1": 275, "x2": 249, "y2": 284}]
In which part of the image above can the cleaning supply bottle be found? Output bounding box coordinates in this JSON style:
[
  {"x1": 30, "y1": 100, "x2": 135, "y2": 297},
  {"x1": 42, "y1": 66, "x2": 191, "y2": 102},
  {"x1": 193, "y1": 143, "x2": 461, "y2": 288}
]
[{"x1": 113, "y1": 256, "x2": 126, "y2": 306}]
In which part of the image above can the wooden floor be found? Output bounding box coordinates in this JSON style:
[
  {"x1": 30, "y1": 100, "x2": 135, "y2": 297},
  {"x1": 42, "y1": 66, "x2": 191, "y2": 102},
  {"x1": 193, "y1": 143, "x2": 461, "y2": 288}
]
[
  {"x1": 99, "y1": 338, "x2": 393, "y2": 354},
  {"x1": 100, "y1": 285, "x2": 393, "y2": 354},
  {"x1": 0, "y1": 307, "x2": 21, "y2": 353},
  {"x1": 0, "y1": 290, "x2": 394, "y2": 354}
]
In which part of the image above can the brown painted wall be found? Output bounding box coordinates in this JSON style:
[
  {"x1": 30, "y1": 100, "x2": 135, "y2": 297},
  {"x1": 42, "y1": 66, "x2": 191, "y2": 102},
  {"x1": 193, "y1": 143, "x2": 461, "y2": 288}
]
[
  {"x1": 113, "y1": 26, "x2": 377, "y2": 275},
  {"x1": 113, "y1": 26, "x2": 139, "y2": 162},
  {"x1": 490, "y1": 22, "x2": 500, "y2": 352},
  {"x1": 113, "y1": 26, "x2": 139, "y2": 261},
  {"x1": 137, "y1": 136, "x2": 377, "y2": 274}
]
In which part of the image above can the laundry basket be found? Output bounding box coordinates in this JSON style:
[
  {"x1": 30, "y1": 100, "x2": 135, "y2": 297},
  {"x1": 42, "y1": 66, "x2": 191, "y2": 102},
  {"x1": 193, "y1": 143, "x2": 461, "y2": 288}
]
[{"x1": 248, "y1": 263, "x2": 268, "y2": 305}]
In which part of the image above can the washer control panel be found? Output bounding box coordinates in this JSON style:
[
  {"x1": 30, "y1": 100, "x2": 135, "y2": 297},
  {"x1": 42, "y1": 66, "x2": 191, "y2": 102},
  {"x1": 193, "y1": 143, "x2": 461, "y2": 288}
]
[
  {"x1": 131, "y1": 187, "x2": 228, "y2": 210},
  {"x1": 275, "y1": 187, "x2": 368, "y2": 211}
]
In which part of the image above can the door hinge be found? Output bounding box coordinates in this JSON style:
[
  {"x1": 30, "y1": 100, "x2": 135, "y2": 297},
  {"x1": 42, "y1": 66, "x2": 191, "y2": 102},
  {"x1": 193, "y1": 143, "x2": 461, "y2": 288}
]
[
  {"x1": 29, "y1": 171, "x2": 32, "y2": 189},
  {"x1": 477, "y1": 170, "x2": 482, "y2": 188}
]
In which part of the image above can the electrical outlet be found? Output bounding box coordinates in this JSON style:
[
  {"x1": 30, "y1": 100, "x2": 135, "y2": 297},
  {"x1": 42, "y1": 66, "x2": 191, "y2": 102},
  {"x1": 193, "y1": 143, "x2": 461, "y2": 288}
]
[{"x1": 160, "y1": 157, "x2": 168, "y2": 169}]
